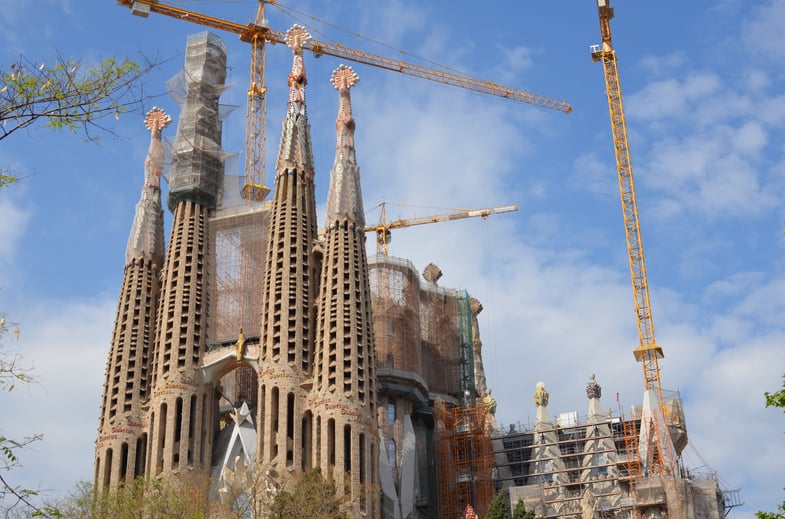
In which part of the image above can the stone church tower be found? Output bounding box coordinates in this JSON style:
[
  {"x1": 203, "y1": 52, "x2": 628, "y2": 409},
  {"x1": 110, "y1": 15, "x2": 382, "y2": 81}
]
[
  {"x1": 146, "y1": 31, "x2": 227, "y2": 482},
  {"x1": 96, "y1": 29, "x2": 380, "y2": 517},
  {"x1": 311, "y1": 64, "x2": 379, "y2": 516},
  {"x1": 94, "y1": 106, "x2": 169, "y2": 491},
  {"x1": 255, "y1": 24, "x2": 319, "y2": 474},
  {"x1": 96, "y1": 32, "x2": 228, "y2": 489},
  {"x1": 96, "y1": 25, "x2": 496, "y2": 518}
]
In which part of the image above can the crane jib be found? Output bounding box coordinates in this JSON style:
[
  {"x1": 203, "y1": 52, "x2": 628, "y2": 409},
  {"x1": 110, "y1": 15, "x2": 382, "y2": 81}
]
[{"x1": 122, "y1": 0, "x2": 571, "y2": 113}]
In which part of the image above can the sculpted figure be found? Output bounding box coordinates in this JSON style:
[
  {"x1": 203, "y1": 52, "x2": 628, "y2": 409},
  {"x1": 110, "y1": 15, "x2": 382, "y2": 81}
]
[{"x1": 533, "y1": 382, "x2": 549, "y2": 407}]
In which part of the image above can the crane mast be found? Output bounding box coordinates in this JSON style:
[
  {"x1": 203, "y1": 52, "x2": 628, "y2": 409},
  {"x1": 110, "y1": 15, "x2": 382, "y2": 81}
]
[
  {"x1": 590, "y1": 0, "x2": 676, "y2": 479},
  {"x1": 243, "y1": 2, "x2": 270, "y2": 202}
]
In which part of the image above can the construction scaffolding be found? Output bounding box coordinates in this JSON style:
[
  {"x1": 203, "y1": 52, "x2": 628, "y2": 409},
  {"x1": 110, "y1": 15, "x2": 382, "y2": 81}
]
[
  {"x1": 435, "y1": 403, "x2": 495, "y2": 519},
  {"x1": 161, "y1": 31, "x2": 263, "y2": 415},
  {"x1": 209, "y1": 202, "x2": 270, "y2": 343},
  {"x1": 420, "y1": 284, "x2": 464, "y2": 399},
  {"x1": 207, "y1": 203, "x2": 270, "y2": 416},
  {"x1": 368, "y1": 256, "x2": 424, "y2": 379},
  {"x1": 455, "y1": 291, "x2": 476, "y2": 401},
  {"x1": 368, "y1": 255, "x2": 494, "y2": 518},
  {"x1": 165, "y1": 32, "x2": 232, "y2": 212},
  {"x1": 493, "y1": 406, "x2": 730, "y2": 518},
  {"x1": 368, "y1": 256, "x2": 471, "y2": 403}
]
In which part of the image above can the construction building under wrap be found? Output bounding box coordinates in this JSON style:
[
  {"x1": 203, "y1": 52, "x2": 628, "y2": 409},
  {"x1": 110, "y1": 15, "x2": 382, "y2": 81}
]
[
  {"x1": 95, "y1": 22, "x2": 737, "y2": 519},
  {"x1": 491, "y1": 377, "x2": 741, "y2": 518}
]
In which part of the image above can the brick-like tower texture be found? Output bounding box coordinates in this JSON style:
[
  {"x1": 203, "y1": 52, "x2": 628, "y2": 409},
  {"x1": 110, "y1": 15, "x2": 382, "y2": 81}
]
[
  {"x1": 147, "y1": 32, "x2": 226, "y2": 478},
  {"x1": 256, "y1": 26, "x2": 319, "y2": 472},
  {"x1": 312, "y1": 65, "x2": 379, "y2": 517},
  {"x1": 95, "y1": 107, "x2": 170, "y2": 491},
  {"x1": 94, "y1": 27, "x2": 501, "y2": 519}
]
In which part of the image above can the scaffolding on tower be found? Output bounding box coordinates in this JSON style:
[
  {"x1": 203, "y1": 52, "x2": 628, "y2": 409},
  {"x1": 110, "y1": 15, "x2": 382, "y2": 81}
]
[{"x1": 434, "y1": 401, "x2": 495, "y2": 519}]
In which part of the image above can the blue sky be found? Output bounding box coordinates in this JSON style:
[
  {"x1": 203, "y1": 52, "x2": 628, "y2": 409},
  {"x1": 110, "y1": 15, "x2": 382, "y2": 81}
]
[{"x1": 1, "y1": 0, "x2": 784, "y2": 516}]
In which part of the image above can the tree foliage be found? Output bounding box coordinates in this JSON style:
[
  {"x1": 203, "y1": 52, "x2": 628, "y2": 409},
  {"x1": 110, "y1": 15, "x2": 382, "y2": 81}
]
[
  {"x1": 0, "y1": 172, "x2": 15, "y2": 190},
  {"x1": 765, "y1": 375, "x2": 785, "y2": 412},
  {"x1": 1, "y1": 315, "x2": 60, "y2": 518},
  {"x1": 41, "y1": 468, "x2": 348, "y2": 519},
  {"x1": 42, "y1": 478, "x2": 210, "y2": 519},
  {"x1": 0, "y1": 315, "x2": 30, "y2": 391},
  {"x1": 269, "y1": 469, "x2": 348, "y2": 519},
  {"x1": 0, "y1": 55, "x2": 158, "y2": 146},
  {"x1": 0, "y1": 53, "x2": 157, "y2": 188},
  {"x1": 485, "y1": 489, "x2": 509, "y2": 519},
  {"x1": 1, "y1": 49, "x2": 158, "y2": 515},
  {"x1": 512, "y1": 498, "x2": 535, "y2": 519},
  {"x1": 757, "y1": 502, "x2": 785, "y2": 519},
  {"x1": 756, "y1": 375, "x2": 785, "y2": 519},
  {"x1": 484, "y1": 491, "x2": 535, "y2": 519}
]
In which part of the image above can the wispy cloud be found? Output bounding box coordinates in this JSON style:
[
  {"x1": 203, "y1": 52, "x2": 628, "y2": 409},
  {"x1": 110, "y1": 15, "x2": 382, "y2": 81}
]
[
  {"x1": 0, "y1": 190, "x2": 31, "y2": 269},
  {"x1": 356, "y1": 0, "x2": 429, "y2": 49},
  {"x1": 0, "y1": 296, "x2": 115, "y2": 497},
  {"x1": 627, "y1": 72, "x2": 722, "y2": 123},
  {"x1": 743, "y1": 0, "x2": 785, "y2": 60},
  {"x1": 640, "y1": 129, "x2": 779, "y2": 219}
]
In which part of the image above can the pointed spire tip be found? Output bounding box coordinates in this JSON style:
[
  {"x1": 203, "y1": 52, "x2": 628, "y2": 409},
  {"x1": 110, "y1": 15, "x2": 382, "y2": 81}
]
[
  {"x1": 331, "y1": 65, "x2": 360, "y2": 91},
  {"x1": 285, "y1": 25, "x2": 311, "y2": 52},
  {"x1": 144, "y1": 107, "x2": 172, "y2": 133}
]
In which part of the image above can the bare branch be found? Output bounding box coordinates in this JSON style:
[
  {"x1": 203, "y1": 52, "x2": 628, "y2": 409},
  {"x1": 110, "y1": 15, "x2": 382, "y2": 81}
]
[{"x1": 0, "y1": 53, "x2": 165, "y2": 143}]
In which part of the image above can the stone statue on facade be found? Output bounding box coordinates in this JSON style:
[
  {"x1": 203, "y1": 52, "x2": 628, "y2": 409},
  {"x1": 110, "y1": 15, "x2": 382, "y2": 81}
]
[
  {"x1": 586, "y1": 373, "x2": 602, "y2": 399},
  {"x1": 534, "y1": 382, "x2": 549, "y2": 407}
]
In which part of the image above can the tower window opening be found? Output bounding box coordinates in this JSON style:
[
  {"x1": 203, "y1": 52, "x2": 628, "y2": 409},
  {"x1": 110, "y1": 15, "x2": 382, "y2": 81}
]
[
  {"x1": 327, "y1": 418, "x2": 336, "y2": 482},
  {"x1": 119, "y1": 442, "x2": 129, "y2": 481},
  {"x1": 103, "y1": 448, "x2": 113, "y2": 489},
  {"x1": 286, "y1": 392, "x2": 295, "y2": 467}
]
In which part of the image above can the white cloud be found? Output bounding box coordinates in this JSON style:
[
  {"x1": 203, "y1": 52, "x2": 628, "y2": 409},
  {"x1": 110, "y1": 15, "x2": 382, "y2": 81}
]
[
  {"x1": 355, "y1": 82, "x2": 532, "y2": 211},
  {"x1": 641, "y1": 127, "x2": 779, "y2": 219},
  {"x1": 639, "y1": 52, "x2": 687, "y2": 78},
  {"x1": 743, "y1": 68, "x2": 772, "y2": 94},
  {"x1": 0, "y1": 296, "x2": 115, "y2": 501},
  {"x1": 743, "y1": 0, "x2": 785, "y2": 60},
  {"x1": 492, "y1": 45, "x2": 539, "y2": 85},
  {"x1": 627, "y1": 72, "x2": 722, "y2": 123},
  {"x1": 0, "y1": 190, "x2": 31, "y2": 268},
  {"x1": 356, "y1": 0, "x2": 429, "y2": 48},
  {"x1": 571, "y1": 152, "x2": 617, "y2": 198},
  {"x1": 735, "y1": 121, "x2": 768, "y2": 156}
]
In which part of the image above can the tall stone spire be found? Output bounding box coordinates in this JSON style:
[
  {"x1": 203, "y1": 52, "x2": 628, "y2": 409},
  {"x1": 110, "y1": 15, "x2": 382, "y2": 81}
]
[
  {"x1": 311, "y1": 64, "x2": 379, "y2": 517},
  {"x1": 580, "y1": 374, "x2": 619, "y2": 487},
  {"x1": 586, "y1": 372, "x2": 604, "y2": 423},
  {"x1": 256, "y1": 25, "x2": 320, "y2": 472},
  {"x1": 125, "y1": 107, "x2": 169, "y2": 265},
  {"x1": 531, "y1": 381, "x2": 567, "y2": 488},
  {"x1": 275, "y1": 24, "x2": 314, "y2": 176},
  {"x1": 147, "y1": 32, "x2": 227, "y2": 479},
  {"x1": 95, "y1": 107, "x2": 170, "y2": 491},
  {"x1": 324, "y1": 65, "x2": 364, "y2": 226}
]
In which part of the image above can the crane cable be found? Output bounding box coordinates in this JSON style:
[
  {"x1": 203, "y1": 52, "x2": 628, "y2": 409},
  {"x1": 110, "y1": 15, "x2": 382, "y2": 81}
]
[{"x1": 270, "y1": 1, "x2": 487, "y2": 83}]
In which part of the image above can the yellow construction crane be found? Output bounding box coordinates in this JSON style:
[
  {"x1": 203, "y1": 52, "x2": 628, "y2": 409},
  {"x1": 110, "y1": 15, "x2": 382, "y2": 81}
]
[
  {"x1": 591, "y1": 0, "x2": 678, "y2": 502},
  {"x1": 120, "y1": 0, "x2": 571, "y2": 203},
  {"x1": 368, "y1": 202, "x2": 519, "y2": 256}
]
